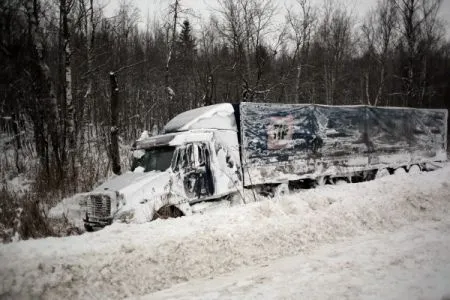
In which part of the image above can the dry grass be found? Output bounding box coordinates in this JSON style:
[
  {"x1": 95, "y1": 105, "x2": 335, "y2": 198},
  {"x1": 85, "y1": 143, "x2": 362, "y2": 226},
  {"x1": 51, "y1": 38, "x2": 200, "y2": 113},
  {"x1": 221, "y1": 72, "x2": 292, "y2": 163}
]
[
  {"x1": 0, "y1": 186, "x2": 86, "y2": 243},
  {"x1": 0, "y1": 187, "x2": 55, "y2": 243}
]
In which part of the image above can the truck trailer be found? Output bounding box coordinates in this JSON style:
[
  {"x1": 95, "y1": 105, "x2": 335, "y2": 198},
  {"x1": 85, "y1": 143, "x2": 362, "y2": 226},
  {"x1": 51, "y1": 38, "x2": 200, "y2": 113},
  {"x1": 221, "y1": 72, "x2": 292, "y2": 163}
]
[{"x1": 82, "y1": 102, "x2": 448, "y2": 229}]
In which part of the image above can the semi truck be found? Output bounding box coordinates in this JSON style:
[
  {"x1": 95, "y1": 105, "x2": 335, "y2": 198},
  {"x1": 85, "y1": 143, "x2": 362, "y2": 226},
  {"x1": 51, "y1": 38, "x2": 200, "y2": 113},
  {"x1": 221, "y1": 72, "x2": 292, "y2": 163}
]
[{"x1": 82, "y1": 102, "x2": 448, "y2": 230}]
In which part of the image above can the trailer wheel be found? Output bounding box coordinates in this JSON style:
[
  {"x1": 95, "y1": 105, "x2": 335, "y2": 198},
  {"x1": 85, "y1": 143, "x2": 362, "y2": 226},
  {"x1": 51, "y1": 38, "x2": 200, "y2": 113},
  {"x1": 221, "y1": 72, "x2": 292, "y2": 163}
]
[
  {"x1": 394, "y1": 167, "x2": 407, "y2": 175},
  {"x1": 408, "y1": 165, "x2": 421, "y2": 174},
  {"x1": 333, "y1": 178, "x2": 348, "y2": 185},
  {"x1": 375, "y1": 168, "x2": 390, "y2": 179},
  {"x1": 152, "y1": 205, "x2": 184, "y2": 220}
]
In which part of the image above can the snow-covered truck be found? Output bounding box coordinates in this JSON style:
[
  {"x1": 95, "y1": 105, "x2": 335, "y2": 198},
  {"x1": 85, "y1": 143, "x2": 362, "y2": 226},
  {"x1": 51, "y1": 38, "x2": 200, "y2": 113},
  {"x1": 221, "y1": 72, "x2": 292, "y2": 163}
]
[{"x1": 82, "y1": 103, "x2": 448, "y2": 229}]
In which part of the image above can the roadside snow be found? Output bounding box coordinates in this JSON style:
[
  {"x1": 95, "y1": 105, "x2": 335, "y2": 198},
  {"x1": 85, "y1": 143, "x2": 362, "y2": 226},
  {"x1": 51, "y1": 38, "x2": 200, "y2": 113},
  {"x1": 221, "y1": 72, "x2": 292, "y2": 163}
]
[
  {"x1": 1, "y1": 166, "x2": 450, "y2": 299},
  {"x1": 146, "y1": 220, "x2": 450, "y2": 300},
  {"x1": 48, "y1": 194, "x2": 86, "y2": 228}
]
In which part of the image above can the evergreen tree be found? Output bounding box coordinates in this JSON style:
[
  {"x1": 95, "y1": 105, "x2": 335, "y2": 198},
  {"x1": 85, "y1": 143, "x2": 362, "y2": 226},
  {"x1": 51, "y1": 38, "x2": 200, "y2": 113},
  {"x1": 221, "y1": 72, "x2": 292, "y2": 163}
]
[{"x1": 177, "y1": 19, "x2": 196, "y2": 64}]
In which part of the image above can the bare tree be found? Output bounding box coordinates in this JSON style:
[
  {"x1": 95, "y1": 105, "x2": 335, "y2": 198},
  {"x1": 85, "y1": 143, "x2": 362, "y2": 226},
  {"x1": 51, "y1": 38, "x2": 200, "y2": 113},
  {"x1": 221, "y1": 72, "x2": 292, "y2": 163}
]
[
  {"x1": 60, "y1": 0, "x2": 76, "y2": 182},
  {"x1": 198, "y1": 17, "x2": 219, "y2": 106},
  {"x1": 315, "y1": 0, "x2": 354, "y2": 105},
  {"x1": 25, "y1": 0, "x2": 62, "y2": 176},
  {"x1": 78, "y1": 0, "x2": 97, "y2": 138},
  {"x1": 361, "y1": 0, "x2": 398, "y2": 106},
  {"x1": 215, "y1": 0, "x2": 278, "y2": 100},
  {"x1": 396, "y1": 0, "x2": 442, "y2": 106},
  {"x1": 165, "y1": 0, "x2": 180, "y2": 118},
  {"x1": 286, "y1": 0, "x2": 317, "y2": 103}
]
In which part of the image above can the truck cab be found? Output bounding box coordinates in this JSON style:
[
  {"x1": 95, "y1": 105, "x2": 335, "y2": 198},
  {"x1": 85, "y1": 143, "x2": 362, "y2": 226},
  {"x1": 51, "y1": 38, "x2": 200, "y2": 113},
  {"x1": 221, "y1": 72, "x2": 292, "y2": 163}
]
[{"x1": 83, "y1": 104, "x2": 243, "y2": 229}]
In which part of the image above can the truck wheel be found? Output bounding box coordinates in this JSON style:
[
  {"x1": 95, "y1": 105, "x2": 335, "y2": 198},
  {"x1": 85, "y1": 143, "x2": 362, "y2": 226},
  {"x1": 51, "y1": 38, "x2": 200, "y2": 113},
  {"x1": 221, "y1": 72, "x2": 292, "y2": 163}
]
[
  {"x1": 84, "y1": 224, "x2": 94, "y2": 232},
  {"x1": 394, "y1": 167, "x2": 407, "y2": 175},
  {"x1": 274, "y1": 183, "x2": 289, "y2": 198},
  {"x1": 375, "y1": 168, "x2": 390, "y2": 179},
  {"x1": 333, "y1": 178, "x2": 348, "y2": 185},
  {"x1": 408, "y1": 165, "x2": 421, "y2": 174},
  {"x1": 152, "y1": 205, "x2": 184, "y2": 220}
]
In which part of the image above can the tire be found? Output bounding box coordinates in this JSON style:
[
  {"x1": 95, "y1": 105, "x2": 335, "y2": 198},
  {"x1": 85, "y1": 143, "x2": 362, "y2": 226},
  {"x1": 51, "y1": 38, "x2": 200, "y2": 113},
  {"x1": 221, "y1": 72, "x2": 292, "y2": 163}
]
[
  {"x1": 152, "y1": 205, "x2": 184, "y2": 221},
  {"x1": 333, "y1": 179, "x2": 348, "y2": 185},
  {"x1": 394, "y1": 167, "x2": 406, "y2": 175},
  {"x1": 375, "y1": 168, "x2": 390, "y2": 179},
  {"x1": 408, "y1": 165, "x2": 421, "y2": 174}
]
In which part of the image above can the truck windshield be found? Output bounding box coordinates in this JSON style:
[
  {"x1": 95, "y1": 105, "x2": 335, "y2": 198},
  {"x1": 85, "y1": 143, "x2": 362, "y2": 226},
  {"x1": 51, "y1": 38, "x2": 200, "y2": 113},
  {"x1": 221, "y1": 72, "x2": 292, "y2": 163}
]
[{"x1": 131, "y1": 146, "x2": 175, "y2": 172}]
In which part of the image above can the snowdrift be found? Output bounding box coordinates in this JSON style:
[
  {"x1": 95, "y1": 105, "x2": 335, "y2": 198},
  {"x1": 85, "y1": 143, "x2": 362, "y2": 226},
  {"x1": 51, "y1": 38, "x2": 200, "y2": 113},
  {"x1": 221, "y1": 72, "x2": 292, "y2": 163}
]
[{"x1": 1, "y1": 166, "x2": 450, "y2": 299}]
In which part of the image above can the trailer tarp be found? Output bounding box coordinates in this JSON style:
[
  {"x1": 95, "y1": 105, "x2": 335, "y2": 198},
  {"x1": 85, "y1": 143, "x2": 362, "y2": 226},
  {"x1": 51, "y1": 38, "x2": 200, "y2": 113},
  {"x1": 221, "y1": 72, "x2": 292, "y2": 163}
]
[{"x1": 240, "y1": 103, "x2": 447, "y2": 186}]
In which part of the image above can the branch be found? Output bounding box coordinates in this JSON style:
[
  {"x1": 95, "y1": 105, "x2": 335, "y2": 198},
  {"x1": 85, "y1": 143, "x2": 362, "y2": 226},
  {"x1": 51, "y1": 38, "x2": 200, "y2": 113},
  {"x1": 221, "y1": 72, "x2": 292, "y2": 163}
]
[{"x1": 113, "y1": 59, "x2": 147, "y2": 74}]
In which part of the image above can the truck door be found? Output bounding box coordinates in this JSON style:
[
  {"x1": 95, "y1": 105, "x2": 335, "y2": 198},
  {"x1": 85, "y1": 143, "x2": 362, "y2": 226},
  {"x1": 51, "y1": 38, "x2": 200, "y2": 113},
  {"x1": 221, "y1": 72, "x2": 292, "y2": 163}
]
[{"x1": 171, "y1": 142, "x2": 215, "y2": 200}]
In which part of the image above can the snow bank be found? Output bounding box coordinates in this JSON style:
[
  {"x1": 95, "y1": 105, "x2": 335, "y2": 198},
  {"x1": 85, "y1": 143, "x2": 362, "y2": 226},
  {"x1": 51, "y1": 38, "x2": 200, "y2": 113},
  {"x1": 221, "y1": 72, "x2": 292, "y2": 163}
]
[
  {"x1": 1, "y1": 166, "x2": 450, "y2": 299},
  {"x1": 48, "y1": 194, "x2": 87, "y2": 228},
  {"x1": 147, "y1": 220, "x2": 450, "y2": 300}
]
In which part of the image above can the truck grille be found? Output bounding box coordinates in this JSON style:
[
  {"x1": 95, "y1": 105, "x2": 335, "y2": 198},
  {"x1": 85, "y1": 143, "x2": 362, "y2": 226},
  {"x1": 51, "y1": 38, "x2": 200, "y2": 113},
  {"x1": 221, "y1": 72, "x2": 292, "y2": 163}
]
[{"x1": 87, "y1": 194, "x2": 111, "y2": 219}]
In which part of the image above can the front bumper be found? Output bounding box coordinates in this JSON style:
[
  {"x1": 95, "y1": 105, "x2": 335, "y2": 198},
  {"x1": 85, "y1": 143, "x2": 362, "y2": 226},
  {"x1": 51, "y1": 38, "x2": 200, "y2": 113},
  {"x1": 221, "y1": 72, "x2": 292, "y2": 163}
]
[{"x1": 83, "y1": 212, "x2": 113, "y2": 227}]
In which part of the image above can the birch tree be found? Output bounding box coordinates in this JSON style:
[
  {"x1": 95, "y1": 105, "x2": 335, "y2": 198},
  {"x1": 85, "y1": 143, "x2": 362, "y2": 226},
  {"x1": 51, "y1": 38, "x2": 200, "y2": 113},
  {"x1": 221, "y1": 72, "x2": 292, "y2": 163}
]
[
  {"x1": 60, "y1": 0, "x2": 76, "y2": 181},
  {"x1": 165, "y1": 0, "x2": 180, "y2": 118}
]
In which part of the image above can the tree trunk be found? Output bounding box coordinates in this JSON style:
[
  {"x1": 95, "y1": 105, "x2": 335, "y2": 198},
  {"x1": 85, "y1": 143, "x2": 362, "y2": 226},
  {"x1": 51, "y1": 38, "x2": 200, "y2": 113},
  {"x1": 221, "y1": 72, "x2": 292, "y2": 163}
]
[
  {"x1": 165, "y1": 0, "x2": 179, "y2": 119},
  {"x1": 295, "y1": 65, "x2": 302, "y2": 103},
  {"x1": 11, "y1": 113, "x2": 22, "y2": 173},
  {"x1": 109, "y1": 72, "x2": 121, "y2": 175},
  {"x1": 79, "y1": 0, "x2": 96, "y2": 148},
  {"x1": 61, "y1": 0, "x2": 76, "y2": 184},
  {"x1": 25, "y1": 0, "x2": 62, "y2": 177},
  {"x1": 365, "y1": 72, "x2": 371, "y2": 105},
  {"x1": 205, "y1": 74, "x2": 214, "y2": 106},
  {"x1": 374, "y1": 64, "x2": 385, "y2": 107}
]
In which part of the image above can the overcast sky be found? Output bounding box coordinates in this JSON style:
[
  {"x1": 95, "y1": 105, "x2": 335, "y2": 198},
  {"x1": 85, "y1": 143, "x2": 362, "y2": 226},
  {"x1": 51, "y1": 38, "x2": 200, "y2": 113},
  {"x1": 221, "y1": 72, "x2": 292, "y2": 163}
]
[{"x1": 103, "y1": 0, "x2": 450, "y2": 38}]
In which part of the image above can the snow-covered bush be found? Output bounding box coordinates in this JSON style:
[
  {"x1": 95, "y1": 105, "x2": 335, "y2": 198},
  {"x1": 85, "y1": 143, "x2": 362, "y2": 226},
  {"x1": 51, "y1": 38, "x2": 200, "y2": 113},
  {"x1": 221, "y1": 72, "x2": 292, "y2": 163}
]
[
  {"x1": 0, "y1": 183, "x2": 88, "y2": 243},
  {"x1": 0, "y1": 126, "x2": 134, "y2": 242}
]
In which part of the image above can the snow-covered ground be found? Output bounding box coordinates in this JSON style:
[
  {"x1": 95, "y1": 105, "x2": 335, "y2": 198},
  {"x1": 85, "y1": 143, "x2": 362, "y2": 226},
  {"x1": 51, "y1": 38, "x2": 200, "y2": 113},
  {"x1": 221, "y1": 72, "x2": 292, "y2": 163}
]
[
  {"x1": 147, "y1": 220, "x2": 450, "y2": 300},
  {"x1": 1, "y1": 165, "x2": 450, "y2": 299}
]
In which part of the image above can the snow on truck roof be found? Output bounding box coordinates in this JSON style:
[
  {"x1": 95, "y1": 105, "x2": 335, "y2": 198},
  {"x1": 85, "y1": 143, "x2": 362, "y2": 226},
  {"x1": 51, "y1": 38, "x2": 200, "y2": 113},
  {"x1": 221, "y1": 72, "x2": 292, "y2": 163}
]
[
  {"x1": 134, "y1": 104, "x2": 236, "y2": 149},
  {"x1": 163, "y1": 103, "x2": 237, "y2": 133},
  {"x1": 134, "y1": 131, "x2": 214, "y2": 150}
]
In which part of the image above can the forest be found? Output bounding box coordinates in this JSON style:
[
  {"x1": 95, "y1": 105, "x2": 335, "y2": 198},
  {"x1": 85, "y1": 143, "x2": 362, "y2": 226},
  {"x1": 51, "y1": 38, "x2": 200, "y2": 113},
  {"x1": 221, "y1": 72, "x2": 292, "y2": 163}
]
[{"x1": 0, "y1": 0, "x2": 449, "y2": 240}]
